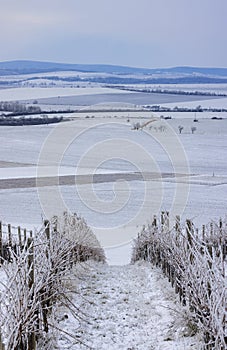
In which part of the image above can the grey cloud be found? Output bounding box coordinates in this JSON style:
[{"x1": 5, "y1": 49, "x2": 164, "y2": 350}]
[{"x1": 0, "y1": 0, "x2": 226, "y2": 67}]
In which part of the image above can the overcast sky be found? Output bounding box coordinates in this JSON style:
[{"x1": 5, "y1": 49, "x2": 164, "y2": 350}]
[{"x1": 0, "y1": 0, "x2": 226, "y2": 68}]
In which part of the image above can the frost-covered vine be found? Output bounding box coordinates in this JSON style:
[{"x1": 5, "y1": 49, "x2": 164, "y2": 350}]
[{"x1": 132, "y1": 214, "x2": 226, "y2": 349}]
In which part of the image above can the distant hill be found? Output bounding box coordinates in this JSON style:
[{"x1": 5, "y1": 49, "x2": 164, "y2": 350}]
[
  {"x1": 159, "y1": 66, "x2": 227, "y2": 77},
  {"x1": 1, "y1": 60, "x2": 227, "y2": 85},
  {"x1": 0, "y1": 60, "x2": 227, "y2": 77},
  {"x1": 0, "y1": 60, "x2": 154, "y2": 75}
]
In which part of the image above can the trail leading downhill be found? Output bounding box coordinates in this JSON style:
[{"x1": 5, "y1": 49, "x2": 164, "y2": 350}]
[{"x1": 58, "y1": 262, "x2": 201, "y2": 350}]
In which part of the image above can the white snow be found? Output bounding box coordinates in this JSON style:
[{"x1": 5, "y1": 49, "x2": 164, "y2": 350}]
[
  {"x1": 104, "y1": 242, "x2": 132, "y2": 265},
  {"x1": 57, "y1": 261, "x2": 202, "y2": 349},
  {"x1": 0, "y1": 87, "x2": 131, "y2": 102},
  {"x1": 0, "y1": 77, "x2": 225, "y2": 350},
  {"x1": 0, "y1": 114, "x2": 226, "y2": 264},
  {"x1": 0, "y1": 90, "x2": 226, "y2": 265},
  {"x1": 0, "y1": 261, "x2": 203, "y2": 349},
  {"x1": 161, "y1": 96, "x2": 227, "y2": 109}
]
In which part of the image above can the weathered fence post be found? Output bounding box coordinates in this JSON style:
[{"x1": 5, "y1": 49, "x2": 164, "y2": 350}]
[
  {"x1": 165, "y1": 211, "x2": 169, "y2": 230},
  {"x1": 18, "y1": 226, "x2": 22, "y2": 251},
  {"x1": 8, "y1": 224, "x2": 12, "y2": 248},
  {"x1": 28, "y1": 237, "x2": 34, "y2": 295},
  {"x1": 43, "y1": 220, "x2": 51, "y2": 318},
  {"x1": 219, "y1": 218, "x2": 222, "y2": 234},
  {"x1": 175, "y1": 215, "x2": 181, "y2": 233},
  {"x1": 220, "y1": 218, "x2": 226, "y2": 258},
  {"x1": 210, "y1": 222, "x2": 213, "y2": 236},
  {"x1": 152, "y1": 215, "x2": 157, "y2": 228},
  {"x1": 44, "y1": 220, "x2": 50, "y2": 242},
  {"x1": 186, "y1": 220, "x2": 193, "y2": 243},
  {"x1": 52, "y1": 216, "x2": 58, "y2": 233},
  {"x1": 202, "y1": 224, "x2": 205, "y2": 242},
  {"x1": 23, "y1": 228, "x2": 27, "y2": 244},
  {"x1": 44, "y1": 220, "x2": 51, "y2": 258},
  {"x1": 161, "y1": 211, "x2": 165, "y2": 231},
  {"x1": 27, "y1": 237, "x2": 36, "y2": 350},
  {"x1": 186, "y1": 219, "x2": 194, "y2": 264},
  {"x1": 160, "y1": 211, "x2": 170, "y2": 231}
]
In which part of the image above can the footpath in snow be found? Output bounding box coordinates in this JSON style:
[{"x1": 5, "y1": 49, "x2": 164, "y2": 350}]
[{"x1": 58, "y1": 262, "x2": 201, "y2": 350}]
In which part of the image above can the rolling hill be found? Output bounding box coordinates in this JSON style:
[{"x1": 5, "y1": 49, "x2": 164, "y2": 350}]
[{"x1": 1, "y1": 60, "x2": 227, "y2": 84}]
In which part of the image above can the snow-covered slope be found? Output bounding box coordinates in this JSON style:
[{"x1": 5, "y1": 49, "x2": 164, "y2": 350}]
[{"x1": 57, "y1": 262, "x2": 202, "y2": 349}]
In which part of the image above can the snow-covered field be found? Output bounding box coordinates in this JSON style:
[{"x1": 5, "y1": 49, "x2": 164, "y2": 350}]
[
  {"x1": 0, "y1": 84, "x2": 226, "y2": 264},
  {"x1": 0, "y1": 86, "x2": 226, "y2": 349},
  {"x1": 31, "y1": 92, "x2": 220, "y2": 107},
  {"x1": 0, "y1": 86, "x2": 131, "y2": 102},
  {"x1": 0, "y1": 113, "x2": 226, "y2": 264},
  {"x1": 162, "y1": 96, "x2": 227, "y2": 109}
]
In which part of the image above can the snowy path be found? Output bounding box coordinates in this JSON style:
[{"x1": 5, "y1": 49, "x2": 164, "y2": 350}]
[{"x1": 58, "y1": 262, "x2": 201, "y2": 350}]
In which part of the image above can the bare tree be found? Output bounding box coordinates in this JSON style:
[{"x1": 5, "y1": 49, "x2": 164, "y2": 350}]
[
  {"x1": 132, "y1": 122, "x2": 141, "y2": 130},
  {"x1": 178, "y1": 125, "x2": 184, "y2": 134}
]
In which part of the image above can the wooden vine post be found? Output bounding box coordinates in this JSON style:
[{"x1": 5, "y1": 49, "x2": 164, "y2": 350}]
[
  {"x1": 8, "y1": 224, "x2": 12, "y2": 248},
  {"x1": 43, "y1": 220, "x2": 51, "y2": 329},
  {"x1": 44, "y1": 220, "x2": 50, "y2": 246},
  {"x1": 18, "y1": 226, "x2": 22, "y2": 252},
  {"x1": 23, "y1": 228, "x2": 27, "y2": 244},
  {"x1": 175, "y1": 215, "x2": 181, "y2": 233},
  {"x1": 27, "y1": 237, "x2": 36, "y2": 350},
  {"x1": 152, "y1": 215, "x2": 157, "y2": 228}
]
